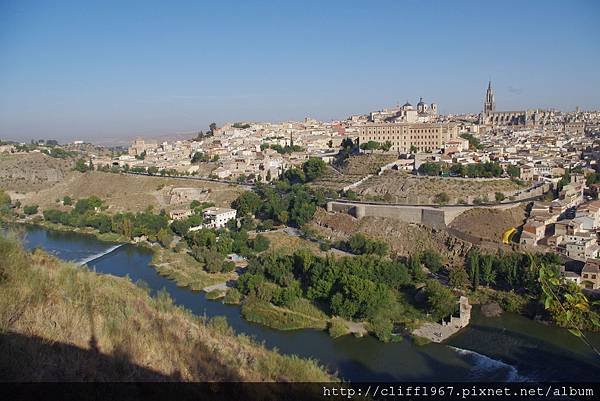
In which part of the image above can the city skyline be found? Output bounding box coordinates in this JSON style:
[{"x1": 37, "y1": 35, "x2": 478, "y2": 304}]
[{"x1": 1, "y1": 0, "x2": 600, "y2": 142}]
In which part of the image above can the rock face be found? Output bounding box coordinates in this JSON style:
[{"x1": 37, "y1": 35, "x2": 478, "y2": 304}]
[
  {"x1": 481, "y1": 302, "x2": 503, "y2": 317},
  {"x1": 0, "y1": 153, "x2": 71, "y2": 191},
  {"x1": 309, "y1": 208, "x2": 473, "y2": 266}
]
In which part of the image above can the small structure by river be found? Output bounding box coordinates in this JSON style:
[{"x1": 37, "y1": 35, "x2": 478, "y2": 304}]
[{"x1": 412, "y1": 296, "x2": 472, "y2": 343}]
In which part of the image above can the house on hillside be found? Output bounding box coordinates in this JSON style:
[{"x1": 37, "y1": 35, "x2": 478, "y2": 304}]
[{"x1": 581, "y1": 259, "x2": 600, "y2": 290}]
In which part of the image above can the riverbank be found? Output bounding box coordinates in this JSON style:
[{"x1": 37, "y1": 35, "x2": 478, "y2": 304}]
[
  {"x1": 0, "y1": 234, "x2": 336, "y2": 381},
  {"x1": 9, "y1": 223, "x2": 600, "y2": 381},
  {"x1": 2, "y1": 217, "x2": 131, "y2": 243}
]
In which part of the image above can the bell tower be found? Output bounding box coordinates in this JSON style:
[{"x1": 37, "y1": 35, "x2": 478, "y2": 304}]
[{"x1": 483, "y1": 80, "x2": 495, "y2": 114}]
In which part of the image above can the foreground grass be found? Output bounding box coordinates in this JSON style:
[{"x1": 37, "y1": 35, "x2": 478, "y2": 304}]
[{"x1": 0, "y1": 234, "x2": 335, "y2": 381}]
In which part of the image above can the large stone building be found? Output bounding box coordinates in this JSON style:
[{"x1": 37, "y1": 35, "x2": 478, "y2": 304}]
[
  {"x1": 479, "y1": 81, "x2": 554, "y2": 127},
  {"x1": 357, "y1": 122, "x2": 459, "y2": 153},
  {"x1": 369, "y1": 98, "x2": 438, "y2": 123}
]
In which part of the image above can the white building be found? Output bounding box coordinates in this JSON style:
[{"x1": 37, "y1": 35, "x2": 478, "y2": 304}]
[{"x1": 203, "y1": 207, "x2": 237, "y2": 229}]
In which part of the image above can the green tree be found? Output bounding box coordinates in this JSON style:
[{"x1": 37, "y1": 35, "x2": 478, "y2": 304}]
[
  {"x1": 460, "y1": 133, "x2": 483, "y2": 150},
  {"x1": 23, "y1": 204, "x2": 39, "y2": 215},
  {"x1": 359, "y1": 141, "x2": 381, "y2": 152},
  {"x1": 302, "y1": 157, "x2": 326, "y2": 182},
  {"x1": 418, "y1": 162, "x2": 442, "y2": 176},
  {"x1": 74, "y1": 158, "x2": 90, "y2": 173},
  {"x1": 449, "y1": 266, "x2": 470, "y2": 289},
  {"x1": 157, "y1": 228, "x2": 173, "y2": 248},
  {"x1": 433, "y1": 192, "x2": 450, "y2": 205},
  {"x1": 480, "y1": 254, "x2": 496, "y2": 286},
  {"x1": 420, "y1": 249, "x2": 443, "y2": 273},
  {"x1": 252, "y1": 234, "x2": 270, "y2": 252},
  {"x1": 232, "y1": 191, "x2": 262, "y2": 216},
  {"x1": 506, "y1": 164, "x2": 520, "y2": 178},
  {"x1": 467, "y1": 251, "x2": 480, "y2": 289},
  {"x1": 539, "y1": 265, "x2": 600, "y2": 355},
  {"x1": 423, "y1": 280, "x2": 456, "y2": 321},
  {"x1": 0, "y1": 190, "x2": 11, "y2": 215}
]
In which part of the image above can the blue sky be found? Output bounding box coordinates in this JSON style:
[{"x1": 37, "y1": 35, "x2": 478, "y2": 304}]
[{"x1": 1, "y1": 0, "x2": 599, "y2": 142}]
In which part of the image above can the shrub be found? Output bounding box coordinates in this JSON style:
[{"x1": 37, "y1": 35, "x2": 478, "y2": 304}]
[
  {"x1": 369, "y1": 315, "x2": 393, "y2": 342},
  {"x1": 223, "y1": 288, "x2": 242, "y2": 304},
  {"x1": 252, "y1": 234, "x2": 270, "y2": 252},
  {"x1": 495, "y1": 192, "x2": 506, "y2": 202},
  {"x1": 420, "y1": 249, "x2": 443, "y2": 273},
  {"x1": 206, "y1": 289, "x2": 225, "y2": 300},
  {"x1": 433, "y1": 192, "x2": 449, "y2": 205},
  {"x1": 23, "y1": 205, "x2": 39, "y2": 215},
  {"x1": 328, "y1": 318, "x2": 348, "y2": 339},
  {"x1": 208, "y1": 316, "x2": 234, "y2": 336}
]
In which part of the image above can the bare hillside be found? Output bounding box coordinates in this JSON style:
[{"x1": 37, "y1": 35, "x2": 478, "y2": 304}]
[
  {"x1": 309, "y1": 208, "x2": 472, "y2": 265},
  {"x1": 449, "y1": 205, "x2": 528, "y2": 242},
  {"x1": 11, "y1": 171, "x2": 243, "y2": 213},
  {"x1": 0, "y1": 153, "x2": 74, "y2": 192}
]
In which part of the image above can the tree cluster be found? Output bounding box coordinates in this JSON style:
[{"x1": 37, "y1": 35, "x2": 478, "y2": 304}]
[{"x1": 43, "y1": 196, "x2": 169, "y2": 239}]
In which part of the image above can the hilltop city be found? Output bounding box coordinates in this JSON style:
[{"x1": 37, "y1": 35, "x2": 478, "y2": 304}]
[{"x1": 1, "y1": 81, "x2": 599, "y2": 381}]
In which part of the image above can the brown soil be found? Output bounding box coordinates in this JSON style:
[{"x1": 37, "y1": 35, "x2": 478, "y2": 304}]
[
  {"x1": 354, "y1": 171, "x2": 521, "y2": 204},
  {"x1": 0, "y1": 153, "x2": 74, "y2": 192},
  {"x1": 311, "y1": 154, "x2": 399, "y2": 192},
  {"x1": 449, "y1": 205, "x2": 527, "y2": 243},
  {"x1": 335, "y1": 153, "x2": 399, "y2": 175},
  {"x1": 10, "y1": 171, "x2": 243, "y2": 213},
  {"x1": 309, "y1": 208, "x2": 472, "y2": 266}
]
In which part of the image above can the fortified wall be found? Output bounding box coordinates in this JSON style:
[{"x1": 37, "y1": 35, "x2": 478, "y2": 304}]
[{"x1": 327, "y1": 201, "x2": 469, "y2": 230}]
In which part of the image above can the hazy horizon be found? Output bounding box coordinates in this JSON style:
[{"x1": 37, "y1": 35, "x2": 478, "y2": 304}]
[{"x1": 1, "y1": 0, "x2": 599, "y2": 143}]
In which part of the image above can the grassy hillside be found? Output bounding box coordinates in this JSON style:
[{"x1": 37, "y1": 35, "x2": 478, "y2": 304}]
[{"x1": 0, "y1": 234, "x2": 335, "y2": 382}]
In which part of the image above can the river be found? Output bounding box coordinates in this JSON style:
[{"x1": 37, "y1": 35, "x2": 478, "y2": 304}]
[{"x1": 8, "y1": 225, "x2": 600, "y2": 382}]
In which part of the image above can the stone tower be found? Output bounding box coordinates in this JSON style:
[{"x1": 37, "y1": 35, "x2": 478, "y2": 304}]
[{"x1": 483, "y1": 80, "x2": 495, "y2": 114}]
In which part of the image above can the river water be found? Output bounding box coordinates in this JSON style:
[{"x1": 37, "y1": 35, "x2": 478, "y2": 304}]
[{"x1": 8, "y1": 225, "x2": 600, "y2": 382}]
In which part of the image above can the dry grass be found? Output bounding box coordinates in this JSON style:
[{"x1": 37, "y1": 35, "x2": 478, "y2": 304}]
[
  {"x1": 260, "y1": 231, "x2": 324, "y2": 256},
  {"x1": 0, "y1": 234, "x2": 335, "y2": 382},
  {"x1": 0, "y1": 153, "x2": 73, "y2": 192},
  {"x1": 355, "y1": 171, "x2": 521, "y2": 204},
  {"x1": 11, "y1": 171, "x2": 243, "y2": 213},
  {"x1": 151, "y1": 246, "x2": 233, "y2": 291},
  {"x1": 449, "y1": 205, "x2": 528, "y2": 242},
  {"x1": 241, "y1": 299, "x2": 328, "y2": 331},
  {"x1": 309, "y1": 208, "x2": 473, "y2": 265}
]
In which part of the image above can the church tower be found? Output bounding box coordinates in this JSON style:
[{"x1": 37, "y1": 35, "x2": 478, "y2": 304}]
[{"x1": 483, "y1": 80, "x2": 495, "y2": 114}]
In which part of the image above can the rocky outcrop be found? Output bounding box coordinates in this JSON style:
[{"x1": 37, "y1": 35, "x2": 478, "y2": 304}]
[{"x1": 481, "y1": 302, "x2": 504, "y2": 317}]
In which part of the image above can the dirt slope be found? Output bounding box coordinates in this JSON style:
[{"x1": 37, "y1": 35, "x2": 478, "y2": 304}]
[{"x1": 449, "y1": 205, "x2": 527, "y2": 242}]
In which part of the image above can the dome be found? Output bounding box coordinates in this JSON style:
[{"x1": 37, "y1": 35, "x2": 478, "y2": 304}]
[{"x1": 417, "y1": 97, "x2": 425, "y2": 106}]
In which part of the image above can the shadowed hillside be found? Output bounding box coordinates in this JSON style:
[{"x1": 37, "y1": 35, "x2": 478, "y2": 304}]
[{"x1": 0, "y1": 234, "x2": 335, "y2": 382}]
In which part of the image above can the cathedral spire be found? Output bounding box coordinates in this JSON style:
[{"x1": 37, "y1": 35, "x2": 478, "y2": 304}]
[{"x1": 484, "y1": 80, "x2": 495, "y2": 114}]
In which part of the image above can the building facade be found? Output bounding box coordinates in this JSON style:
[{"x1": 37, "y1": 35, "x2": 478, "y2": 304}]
[
  {"x1": 479, "y1": 81, "x2": 554, "y2": 127},
  {"x1": 357, "y1": 122, "x2": 459, "y2": 153}
]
